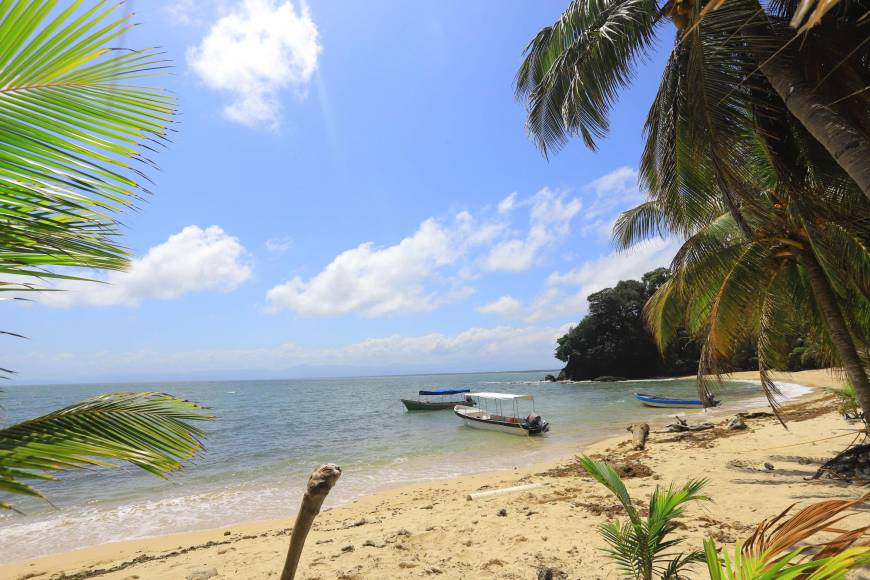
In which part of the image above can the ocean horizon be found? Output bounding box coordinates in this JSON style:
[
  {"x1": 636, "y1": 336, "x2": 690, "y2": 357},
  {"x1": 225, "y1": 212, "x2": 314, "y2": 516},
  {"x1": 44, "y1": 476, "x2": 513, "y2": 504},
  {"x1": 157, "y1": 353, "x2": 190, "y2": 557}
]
[{"x1": 0, "y1": 371, "x2": 810, "y2": 563}]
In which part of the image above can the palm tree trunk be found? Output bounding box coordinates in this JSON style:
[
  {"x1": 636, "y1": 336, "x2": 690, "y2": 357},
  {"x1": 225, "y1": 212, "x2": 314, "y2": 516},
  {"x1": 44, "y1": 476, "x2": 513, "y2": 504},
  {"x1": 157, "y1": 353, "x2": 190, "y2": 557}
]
[
  {"x1": 758, "y1": 57, "x2": 870, "y2": 201},
  {"x1": 800, "y1": 252, "x2": 870, "y2": 424},
  {"x1": 742, "y1": 6, "x2": 870, "y2": 200}
]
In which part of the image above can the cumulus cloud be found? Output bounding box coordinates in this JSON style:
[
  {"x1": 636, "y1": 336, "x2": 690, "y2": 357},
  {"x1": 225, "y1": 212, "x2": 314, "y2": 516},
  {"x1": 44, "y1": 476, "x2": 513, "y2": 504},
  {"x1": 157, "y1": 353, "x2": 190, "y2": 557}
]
[
  {"x1": 526, "y1": 238, "x2": 680, "y2": 321},
  {"x1": 187, "y1": 0, "x2": 321, "y2": 128},
  {"x1": 266, "y1": 213, "x2": 502, "y2": 317},
  {"x1": 578, "y1": 167, "x2": 646, "y2": 240},
  {"x1": 41, "y1": 226, "x2": 252, "y2": 307},
  {"x1": 484, "y1": 188, "x2": 582, "y2": 272},
  {"x1": 477, "y1": 295, "x2": 522, "y2": 316}
]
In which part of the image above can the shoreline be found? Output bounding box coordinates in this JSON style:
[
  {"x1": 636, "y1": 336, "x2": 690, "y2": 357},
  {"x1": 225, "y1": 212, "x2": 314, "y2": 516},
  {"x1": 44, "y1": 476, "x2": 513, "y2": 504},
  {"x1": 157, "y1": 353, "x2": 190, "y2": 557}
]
[{"x1": 3, "y1": 369, "x2": 866, "y2": 579}]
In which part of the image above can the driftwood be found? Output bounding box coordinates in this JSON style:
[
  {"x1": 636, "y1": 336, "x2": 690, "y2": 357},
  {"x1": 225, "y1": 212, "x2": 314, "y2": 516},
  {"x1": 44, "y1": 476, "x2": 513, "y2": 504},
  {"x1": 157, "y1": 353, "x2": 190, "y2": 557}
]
[
  {"x1": 657, "y1": 415, "x2": 714, "y2": 433},
  {"x1": 627, "y1": 423, "x2": 650, "y2": 450},
  {"x1": 467, "y1": 483, "x2": 543, "y2": 500},
  {"x1": 737, "y1": 411, "x2": 775, "y2": 419},
  {"x1": 727, "y1": 416, "x2": 747, "y2": 430},
  {"x1": 280, "y1": 464, "x2": 342, "y2": 580}
]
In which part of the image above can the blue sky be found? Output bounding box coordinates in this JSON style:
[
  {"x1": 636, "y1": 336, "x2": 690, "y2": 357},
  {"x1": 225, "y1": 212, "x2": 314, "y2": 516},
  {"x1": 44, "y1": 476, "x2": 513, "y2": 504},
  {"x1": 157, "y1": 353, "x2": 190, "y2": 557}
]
[{"x1": 7, "y1": 0, "x2": 679, "y2": 383}]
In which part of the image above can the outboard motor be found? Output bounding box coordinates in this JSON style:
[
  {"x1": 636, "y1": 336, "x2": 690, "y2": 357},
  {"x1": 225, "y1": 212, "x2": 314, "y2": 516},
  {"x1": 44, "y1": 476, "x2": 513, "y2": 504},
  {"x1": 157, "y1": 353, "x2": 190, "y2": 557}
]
[{"x1": 524, "y1": 414, "x2": 549, "y2": 434}]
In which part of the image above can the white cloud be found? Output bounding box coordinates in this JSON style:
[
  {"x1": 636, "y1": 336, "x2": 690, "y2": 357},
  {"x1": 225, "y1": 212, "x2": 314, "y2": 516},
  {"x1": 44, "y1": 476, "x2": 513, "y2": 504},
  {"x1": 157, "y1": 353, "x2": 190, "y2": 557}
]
[
  {"x1": 582, "y1": 166, "x2": 644, "y2": 223},
  {"x1": 187, "y1": 0, "x2": 321, "y2": 128},
  {"x1": 165, "y1": 0, "x2": 200, "y2": 26},
  {"x1": 10, "y1": 324, "x2": 572, "y2": 382},
  {"x1": 525, "y1": 238, "x2": 679, "y2": 322},
  {"x1": 265, "y1": 236, "x2": 293, "y2": 252},
  {"x1": 484, "y1": 188, "x2": 582, "y2": 272},
  {"x1": 477, "y1": 295, "x2": 522, "y2": 316},
  {"x1": 497, "y1": 192, "x2": 518, "y2": 214},
  {"x1": 266, "y1": 213, "x2": 500, "y2": 317},
  {"x1": 41, "y1": 226, "x2": 252, "y2": 307}
]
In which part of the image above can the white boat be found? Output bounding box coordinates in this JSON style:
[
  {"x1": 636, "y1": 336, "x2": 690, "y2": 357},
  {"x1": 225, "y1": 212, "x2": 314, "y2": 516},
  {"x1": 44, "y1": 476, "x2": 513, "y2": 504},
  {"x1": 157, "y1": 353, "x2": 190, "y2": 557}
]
[{"x1": 453, "y1": 392, "x2": 549, "y2": 436}]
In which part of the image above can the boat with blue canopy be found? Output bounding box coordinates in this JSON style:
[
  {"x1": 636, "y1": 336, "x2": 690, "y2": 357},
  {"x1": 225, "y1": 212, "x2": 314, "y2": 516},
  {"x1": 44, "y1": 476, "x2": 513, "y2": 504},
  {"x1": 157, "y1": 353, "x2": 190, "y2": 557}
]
[
  {"x1": 401, "y1": 388, "x2": 476, "y2": 411},
  {"x1": 634, "y1": 392, "x2": 720, "y2": 409}
]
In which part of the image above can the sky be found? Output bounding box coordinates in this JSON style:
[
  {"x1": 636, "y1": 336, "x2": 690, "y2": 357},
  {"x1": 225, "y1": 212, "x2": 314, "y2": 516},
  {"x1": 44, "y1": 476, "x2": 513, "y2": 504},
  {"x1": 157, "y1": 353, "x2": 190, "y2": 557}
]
[{"x1": 5, "y1": 0, "x2": 679, "y2": 383}]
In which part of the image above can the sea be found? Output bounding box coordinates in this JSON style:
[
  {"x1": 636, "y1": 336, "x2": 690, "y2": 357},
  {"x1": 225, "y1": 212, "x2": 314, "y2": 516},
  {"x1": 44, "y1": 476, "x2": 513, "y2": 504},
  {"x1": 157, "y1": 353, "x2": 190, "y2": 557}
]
[{"x1": 0, "y1": 371, "x2": 811, "y2": 562}]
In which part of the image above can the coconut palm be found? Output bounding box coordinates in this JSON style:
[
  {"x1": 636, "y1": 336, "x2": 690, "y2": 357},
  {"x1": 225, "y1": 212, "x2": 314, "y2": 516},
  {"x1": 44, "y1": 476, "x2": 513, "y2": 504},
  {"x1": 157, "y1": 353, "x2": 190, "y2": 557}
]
[
  {"x1": 578, "y1": 455, "x2": 709, "y2": 579},
  {"x1": 515, "y1": 0, "x2": 870, "y2": 200},
  {"x1": 0, "y1": 1, "x2": 208, "y2": 509}
]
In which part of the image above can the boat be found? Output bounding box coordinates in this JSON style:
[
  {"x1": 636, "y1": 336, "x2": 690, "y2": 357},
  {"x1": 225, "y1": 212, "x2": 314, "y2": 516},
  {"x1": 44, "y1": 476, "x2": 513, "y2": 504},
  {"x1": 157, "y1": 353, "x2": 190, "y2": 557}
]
[
  {"x1": 401, "y1": 388, "x2": 476, "y2": 411},
  {"x1": 453, "y1": 392, "x2": 549, "y2": 436},
  {"x1": 634, "y1": 392, "x2": 720, "y2": 409}
]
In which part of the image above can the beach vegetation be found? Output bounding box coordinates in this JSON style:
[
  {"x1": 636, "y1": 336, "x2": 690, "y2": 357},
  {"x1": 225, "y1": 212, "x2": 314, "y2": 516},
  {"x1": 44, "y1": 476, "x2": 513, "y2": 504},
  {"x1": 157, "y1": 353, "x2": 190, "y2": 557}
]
[
  {"x1": 578, "y1": 455, "x2": 708, "y2": 579},
  {"x1": 703, "y1": 493, "x2": 870, "y2": 578},
  {"x1": 825, "y1": 385, "x2": 863, "y2": 421},
  {"x1": 0, "y1": 2, "x2": 208, "y2": 509}
]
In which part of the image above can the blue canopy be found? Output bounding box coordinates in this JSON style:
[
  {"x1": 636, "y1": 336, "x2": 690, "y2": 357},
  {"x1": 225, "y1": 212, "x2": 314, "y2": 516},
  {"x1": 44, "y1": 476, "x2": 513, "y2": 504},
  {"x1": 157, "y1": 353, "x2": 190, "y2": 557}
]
[{"x1": 418, "y1": 388, "x2": 470, "y2": 396}]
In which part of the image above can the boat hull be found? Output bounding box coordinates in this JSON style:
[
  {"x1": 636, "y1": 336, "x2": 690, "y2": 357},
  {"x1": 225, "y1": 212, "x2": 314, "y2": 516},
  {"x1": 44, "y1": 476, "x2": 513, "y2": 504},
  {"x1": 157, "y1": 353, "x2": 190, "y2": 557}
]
[
  {"x1": 453, "y1": 406, "x2": 547, "y2": 436},
  {"x1": 401, "y1": 398, "x2": 474, "y2": 411},
  {"x1": 634, "y1": 392, "x2": 711, "y2": 409}
]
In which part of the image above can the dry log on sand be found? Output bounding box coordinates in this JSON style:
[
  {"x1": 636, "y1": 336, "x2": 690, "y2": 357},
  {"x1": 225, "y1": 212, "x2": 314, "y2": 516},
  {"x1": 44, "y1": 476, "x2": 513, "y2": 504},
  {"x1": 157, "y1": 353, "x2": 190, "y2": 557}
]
[
  {"x1": 280, "y1": 464, "x2": 342, "y2": 580},
  {"x1": 627, "y1": 423, "x2": 650, "y2": 450},
  {"x1": 727, "y1": 416, "x2": 747, "y2": 430},
  {"x1": 656, "y1": 416, "x2": 714, "y2": 433}
]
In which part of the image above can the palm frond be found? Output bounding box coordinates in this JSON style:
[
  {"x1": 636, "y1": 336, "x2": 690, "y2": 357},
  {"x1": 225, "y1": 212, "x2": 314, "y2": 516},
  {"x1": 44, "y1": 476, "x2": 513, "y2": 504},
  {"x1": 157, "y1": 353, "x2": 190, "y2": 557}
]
[
  {"x1": 0, "y1": 392, "x2": 212, "y2": 510},
  {"x1": 516, "y1": 0, "x2": 661, "y2": 154},
  {"x1": 0, "y1": 0, "x2": 176, "y2": 290}
]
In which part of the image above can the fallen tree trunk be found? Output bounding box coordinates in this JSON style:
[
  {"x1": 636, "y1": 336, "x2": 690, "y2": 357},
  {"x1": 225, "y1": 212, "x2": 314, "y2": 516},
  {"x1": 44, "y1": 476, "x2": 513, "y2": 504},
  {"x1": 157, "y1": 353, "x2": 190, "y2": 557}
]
[
  {"x1": 280, "y1": 464, "x2": 342, "y2": 580},
  {"x1": 627, "y1": 423, "x2": 650, "y2": 450},
  {"x1": 656, "y1": 416, "x2": 714, "y2": 433}
]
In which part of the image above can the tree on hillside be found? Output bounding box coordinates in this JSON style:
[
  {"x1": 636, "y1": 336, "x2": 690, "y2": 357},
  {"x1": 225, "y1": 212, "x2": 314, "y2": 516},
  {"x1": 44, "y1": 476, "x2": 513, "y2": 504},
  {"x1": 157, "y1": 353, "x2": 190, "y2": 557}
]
[
  {"x1": 0, "y1": 2, "x2": 209, "y2": 509},
  {"x1": 556, "y1": 268, "x2": 705, "y2": 379}
]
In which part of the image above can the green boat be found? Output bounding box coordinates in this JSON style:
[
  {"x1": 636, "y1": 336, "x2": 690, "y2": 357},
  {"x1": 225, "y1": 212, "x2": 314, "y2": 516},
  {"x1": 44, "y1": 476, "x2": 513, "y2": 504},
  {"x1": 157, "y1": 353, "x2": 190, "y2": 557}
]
[{"x1": 401, "y1": 388, "x2": 476, "y2": 411}]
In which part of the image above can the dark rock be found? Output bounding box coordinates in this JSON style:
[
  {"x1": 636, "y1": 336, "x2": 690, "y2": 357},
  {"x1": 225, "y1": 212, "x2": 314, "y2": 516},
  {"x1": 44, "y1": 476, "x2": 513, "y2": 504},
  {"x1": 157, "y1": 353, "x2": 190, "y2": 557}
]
[
  {"x1": 594, "y1": 375, "x2": 627, "y2": 382},
  {"x1": 544, "y1": 374, "x2": 557, "y2": 382},
  {"x1": 497, "y1": 508, "x2": 507, "y2": 517},
  {"x1": 764, "y1": 462, "x2": 775, "y2": 470}
]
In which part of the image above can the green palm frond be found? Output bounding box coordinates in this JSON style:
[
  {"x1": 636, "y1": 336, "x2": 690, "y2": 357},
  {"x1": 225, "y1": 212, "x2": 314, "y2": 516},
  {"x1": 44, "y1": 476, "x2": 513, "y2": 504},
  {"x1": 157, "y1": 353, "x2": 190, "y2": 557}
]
[
  {"x1": 579, "y1": 455, "x2": 708, "y2": 579},
  {"x1": 516, "y1": 0, "x2": 661, "y2": 154},
  {"x1": 0, "y1": 392, "x2": 212, "y2": 510},
  {"x1": 0, "y1": 0, "x2": 176, "y2": 290}
]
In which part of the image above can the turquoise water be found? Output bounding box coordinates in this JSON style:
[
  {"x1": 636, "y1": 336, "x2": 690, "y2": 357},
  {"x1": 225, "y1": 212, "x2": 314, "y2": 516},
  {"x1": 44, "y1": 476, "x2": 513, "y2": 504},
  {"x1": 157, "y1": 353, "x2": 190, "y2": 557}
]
[{"x1": 0, "y1": 372, "x2": 808, "y2": 562}]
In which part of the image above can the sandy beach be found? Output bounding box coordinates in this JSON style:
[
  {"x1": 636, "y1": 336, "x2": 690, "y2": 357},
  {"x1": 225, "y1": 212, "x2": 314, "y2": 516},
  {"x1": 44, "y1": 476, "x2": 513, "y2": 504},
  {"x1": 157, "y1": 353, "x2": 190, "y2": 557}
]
[{"x1": 3, "y1": 369, "x2": 868, "y2": 580}]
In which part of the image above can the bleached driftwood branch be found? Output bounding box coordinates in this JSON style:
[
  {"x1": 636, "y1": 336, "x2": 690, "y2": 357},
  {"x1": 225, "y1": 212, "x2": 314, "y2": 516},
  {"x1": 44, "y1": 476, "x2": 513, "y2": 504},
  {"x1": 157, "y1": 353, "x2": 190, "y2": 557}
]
[{"x1": 280, "y1": 463, "x2": 342, "y2": 580}]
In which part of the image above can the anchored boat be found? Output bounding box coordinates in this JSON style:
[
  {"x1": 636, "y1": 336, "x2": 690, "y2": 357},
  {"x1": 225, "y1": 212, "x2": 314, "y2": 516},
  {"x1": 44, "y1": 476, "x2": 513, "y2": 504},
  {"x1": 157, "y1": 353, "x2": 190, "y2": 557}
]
[
  {"x1": 634, "y1": 392, "x2": 720, "y2": 409},
  {"x1": 454, "y1": 392, "x2": 549, "y2": 436},
  {"x1": 401, "y1": 388, "x2": 475, "y2": 411}
]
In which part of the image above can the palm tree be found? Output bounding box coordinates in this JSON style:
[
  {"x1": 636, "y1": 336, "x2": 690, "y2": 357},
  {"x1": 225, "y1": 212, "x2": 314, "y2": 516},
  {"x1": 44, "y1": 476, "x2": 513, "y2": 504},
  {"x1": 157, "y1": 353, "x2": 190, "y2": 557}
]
[
  {"x1": 0, "y1": 2, "x2": 208, "y2": 509},
  {"x1": 617, "y1": 128, "x2": 870, "y2": 419},
  {"x1": 578, "y1": 455, "x2": 708, "y2": 579},
  {"x1": 516, "y1": 0, "x2": 870, "y2": 418},
  {"x1": 515, "y1": 0, "x2": 870, "y2": 200}
]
